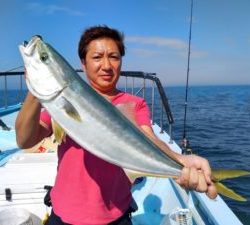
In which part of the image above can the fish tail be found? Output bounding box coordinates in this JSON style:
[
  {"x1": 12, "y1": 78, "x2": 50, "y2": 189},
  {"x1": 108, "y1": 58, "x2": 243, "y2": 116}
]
[
  {"x1": 212, "y1": 170, "x2": 250, "y2": 202},
  {"x1": 215, "y1": 182, "x2": 246, "y2": 202}
]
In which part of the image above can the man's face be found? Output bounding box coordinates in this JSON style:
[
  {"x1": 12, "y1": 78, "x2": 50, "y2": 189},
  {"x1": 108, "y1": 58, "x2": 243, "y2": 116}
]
[{"x1": 82, "y1": 38, "x2": 122, "y2": 93}]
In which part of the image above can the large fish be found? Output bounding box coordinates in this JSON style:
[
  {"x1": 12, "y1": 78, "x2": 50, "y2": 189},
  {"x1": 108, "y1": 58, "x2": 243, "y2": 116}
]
[{"x1": 19, "y1": 36, "x2": 249, "y2": 201}]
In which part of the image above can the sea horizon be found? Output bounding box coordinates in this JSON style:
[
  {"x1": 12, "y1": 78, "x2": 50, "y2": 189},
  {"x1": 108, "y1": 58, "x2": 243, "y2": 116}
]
[{"x1": 0, "y1": 85, "x2": 250, "y2": 224}]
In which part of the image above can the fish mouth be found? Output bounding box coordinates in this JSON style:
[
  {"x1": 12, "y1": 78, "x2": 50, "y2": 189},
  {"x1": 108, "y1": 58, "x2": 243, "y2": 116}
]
[
  {"x1": 19, "y1": 35, "x2": 43, "y2": 56},
  {"x1": 19, "y1": 35, "x2": 68, "y2": 101}
]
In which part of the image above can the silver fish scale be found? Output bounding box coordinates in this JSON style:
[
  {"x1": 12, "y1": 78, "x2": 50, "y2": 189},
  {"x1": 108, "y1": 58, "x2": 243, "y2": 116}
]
[
  {"x1": 21, "y1": 37, "x2": 183, "y2": 178},
  {"x1": 43, "y1": 84, "x2": 182, "y2": 177}
]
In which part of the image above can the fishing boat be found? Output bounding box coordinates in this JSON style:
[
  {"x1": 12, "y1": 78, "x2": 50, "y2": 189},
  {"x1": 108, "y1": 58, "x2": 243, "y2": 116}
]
[{"x1": 0, "y1": 70, "x2": 244, "y2": 225}]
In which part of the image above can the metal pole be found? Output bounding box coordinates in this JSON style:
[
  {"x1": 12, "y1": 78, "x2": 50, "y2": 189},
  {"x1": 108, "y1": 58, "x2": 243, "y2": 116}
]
[
  {"x1": 160, "y1": 102, "x2": 164, "y2": 133},
  {"x1": 151, "y1": 80, "x2": 155, "y2": 124},
  {"x1": 4, "y1": 75, "x2": 7, "y2": 108},
  {"x1": 142, "y1": 77, "x2": 145, "y2": 99},
  {"x1": 132, "y1": 77, "x2": 134, "y2": 95},
  {"x1": 125, "y1": 76, "x2": 127, "y2": 92},
  {"x1": 18, "y1": 74, "x2": 23, "y2": 103}
]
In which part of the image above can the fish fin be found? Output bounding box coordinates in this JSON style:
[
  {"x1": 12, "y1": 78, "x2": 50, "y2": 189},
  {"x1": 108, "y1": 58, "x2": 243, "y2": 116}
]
[
  {"x1": 52, "y1": 119, "x2": 66, "y2": 145},
  {"x1": 42, "y1": 212, "x2": 49, "y2": 225},
  {"x1": 212, "y1": 170, "x2": 250, "y2": 182},
  {"x1": 58, "y1": 96, "x2": 82, "y2": 122},
  {"x1": 124, "y1": 168, "x2": 170, "y2": 183},
  {"x1": 124, "y1": 169, "x2": 142, "y2": 183},
  {"x1": 211, "y1": 170, "x2": 249, "y2": 201},
  {"x1": 215, "y1": 182, "x2": 247, "y2": 202},
  {"x1": 116, "y1": 102, "x2": 137, "y2": 126},
  {"x1": 116, "y1": 102, "x2": 154, "y2": 136},
  {"x1": 117, "y1": 103, "x2": 182, "y2": 166},
  {"x1": 117, "y1": 102, "x2": 182, "y2": 168}
]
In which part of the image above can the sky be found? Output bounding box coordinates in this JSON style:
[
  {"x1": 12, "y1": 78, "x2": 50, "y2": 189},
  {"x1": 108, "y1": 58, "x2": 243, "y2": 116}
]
[{"x1": 0, "y1": 0, "x2": 250, "y2": 87}]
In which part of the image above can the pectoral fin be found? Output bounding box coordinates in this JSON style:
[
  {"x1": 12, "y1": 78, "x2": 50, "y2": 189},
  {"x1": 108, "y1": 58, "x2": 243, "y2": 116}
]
[{"x1": 57, "y1": 96, "x2": 82, "y2": 122}]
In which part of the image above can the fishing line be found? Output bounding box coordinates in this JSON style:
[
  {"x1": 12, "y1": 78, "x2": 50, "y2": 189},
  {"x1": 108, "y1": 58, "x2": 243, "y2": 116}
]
[{"x1": 181, "y1": 0, "x2": 193, "y2": 155}]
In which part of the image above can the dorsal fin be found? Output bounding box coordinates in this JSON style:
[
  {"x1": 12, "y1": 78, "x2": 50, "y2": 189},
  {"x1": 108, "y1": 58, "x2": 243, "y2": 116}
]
[{"x1": 116, "y1": 102, "x2": 137, "y2": 125}]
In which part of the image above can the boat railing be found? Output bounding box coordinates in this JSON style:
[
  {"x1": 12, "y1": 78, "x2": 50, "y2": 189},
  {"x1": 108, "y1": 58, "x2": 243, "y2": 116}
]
[
  {"x1": 0, "y1": 70, "x2": 174, "y2": 141},
  {"x1": 77, "y1": 70, "x2": 174, "y2": 141},
  {"x1": 0, "y1": 71, "x2": 25, "y2": 109}
]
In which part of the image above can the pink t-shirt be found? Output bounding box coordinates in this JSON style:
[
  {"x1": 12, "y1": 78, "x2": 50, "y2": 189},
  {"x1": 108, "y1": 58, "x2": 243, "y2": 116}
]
[{"x1": 40, "y1": 92, "x2": 151, "y2": 225}]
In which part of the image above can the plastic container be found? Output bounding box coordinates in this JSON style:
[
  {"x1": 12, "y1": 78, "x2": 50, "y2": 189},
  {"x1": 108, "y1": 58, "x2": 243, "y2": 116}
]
[{"x1": 169, "y1": 208, "x2": 193, "y2": 225}]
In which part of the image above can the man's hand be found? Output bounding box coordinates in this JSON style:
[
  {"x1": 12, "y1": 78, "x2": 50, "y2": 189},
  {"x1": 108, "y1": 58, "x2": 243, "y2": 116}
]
[
  {"x1": 175, "y1": 154, "x2": 218, "y2": 199},
  {"x1": 139, "y1": 125, "x2": 217, "y2": 199}
]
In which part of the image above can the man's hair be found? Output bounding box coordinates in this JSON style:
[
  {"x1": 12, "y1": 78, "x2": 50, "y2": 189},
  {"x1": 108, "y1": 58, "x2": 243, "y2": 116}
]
[{"x1": 78, "y1": 25, "x2": 125, "y2": 61}]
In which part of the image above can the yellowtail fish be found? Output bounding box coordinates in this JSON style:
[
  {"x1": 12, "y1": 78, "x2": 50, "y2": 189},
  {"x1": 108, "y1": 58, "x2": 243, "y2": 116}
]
[{"x1": 19, "y1": 36, "x2": 249, "y2": 201}]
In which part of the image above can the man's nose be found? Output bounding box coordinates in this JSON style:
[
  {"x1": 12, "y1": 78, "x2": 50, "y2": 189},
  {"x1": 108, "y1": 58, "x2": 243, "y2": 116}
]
[{"x1": 102, "y1": 57, "x2": 111, "y2": 70}]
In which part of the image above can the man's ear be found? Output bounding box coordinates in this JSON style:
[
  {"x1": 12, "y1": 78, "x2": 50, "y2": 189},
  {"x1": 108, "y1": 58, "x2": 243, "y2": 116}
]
[{"x1": 81, "y1": 60, "x2": 86, "y2": 72}]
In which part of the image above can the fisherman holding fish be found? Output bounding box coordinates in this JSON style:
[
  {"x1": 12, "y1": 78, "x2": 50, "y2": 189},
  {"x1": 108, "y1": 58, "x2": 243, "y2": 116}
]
[{"x1": 16, "y1": 26, "x2": 217, "y2": 225}]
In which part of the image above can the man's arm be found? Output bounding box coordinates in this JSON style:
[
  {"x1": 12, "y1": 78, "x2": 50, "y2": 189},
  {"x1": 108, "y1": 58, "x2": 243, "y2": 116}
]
[
  {"x1": 140, "y1": 125, "x2": 218, "y2": 199},
  {"x1": 15, "y1": 92, "x2": 51, "y2": 149}
]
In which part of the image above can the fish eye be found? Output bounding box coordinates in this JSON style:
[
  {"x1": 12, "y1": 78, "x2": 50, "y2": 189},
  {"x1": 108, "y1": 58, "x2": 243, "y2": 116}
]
[{"x1": 40, "y1": 52, "x2": 49, "y2": 62}]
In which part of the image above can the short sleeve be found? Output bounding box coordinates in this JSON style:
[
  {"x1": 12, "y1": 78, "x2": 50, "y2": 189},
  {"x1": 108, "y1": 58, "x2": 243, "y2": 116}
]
[
  {"x1": 135, "y1": 99, "x2": 151, "y2": 126},
  {"x1": 40, "y1": 109, "x2": 52, "y2": 131}
]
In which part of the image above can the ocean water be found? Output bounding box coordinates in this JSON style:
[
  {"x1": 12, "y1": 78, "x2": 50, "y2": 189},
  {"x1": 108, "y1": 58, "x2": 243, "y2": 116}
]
[
  {"x1": 164, "y1": 85, "x2": 250, "y2": 225},
  {"x1": 1, "y1": 85, "x2": 250, "y2": 224}
]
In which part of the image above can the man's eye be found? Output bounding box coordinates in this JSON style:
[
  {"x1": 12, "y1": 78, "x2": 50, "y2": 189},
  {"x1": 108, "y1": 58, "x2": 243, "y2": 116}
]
[
  {"x1": 93, "y1": 56, "x2": 101, "y2": 59},
  {"x1": 110, "y1": 55, "x2": 120, "y2": 60},
  {"x1": 40, "y1": 52, "x2": 49, "y2": 62}
]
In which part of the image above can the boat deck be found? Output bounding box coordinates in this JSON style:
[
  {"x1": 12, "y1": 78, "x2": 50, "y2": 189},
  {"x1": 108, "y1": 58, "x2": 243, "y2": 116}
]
[{"x1": 0, "y1": 107, "x2": 244, "y2": 225}]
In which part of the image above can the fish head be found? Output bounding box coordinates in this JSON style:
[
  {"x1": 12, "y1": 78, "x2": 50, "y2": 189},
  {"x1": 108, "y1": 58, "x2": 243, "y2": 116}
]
[{"x1": 19, "y1": 35, "x2": 70, "y2": 101}]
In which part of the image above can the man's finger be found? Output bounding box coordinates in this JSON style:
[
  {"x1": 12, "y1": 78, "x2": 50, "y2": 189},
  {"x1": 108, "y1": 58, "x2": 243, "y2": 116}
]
[
  {"x1": 206, "y1": 183, "x2": 218, "y2": 199},
  {"x1": 188, "y1": 167, "x2": 199, "y2": 190},
  {"x1": 199, "y1": 158, "x2": 212, "y2": 185},
  {"x1": 195, "y1": 171, "x2": 207, "y2": 193}
]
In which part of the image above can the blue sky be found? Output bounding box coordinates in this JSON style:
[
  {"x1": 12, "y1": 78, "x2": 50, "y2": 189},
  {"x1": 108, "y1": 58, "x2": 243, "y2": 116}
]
[{"x1": 0, "y1": 0, "x2": 249, "y2": 86}]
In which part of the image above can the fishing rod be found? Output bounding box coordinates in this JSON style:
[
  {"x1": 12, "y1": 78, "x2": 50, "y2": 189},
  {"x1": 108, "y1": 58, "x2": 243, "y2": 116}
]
[{"x1": 181, "y1": 0, "x2": 193, "y2": 155}]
